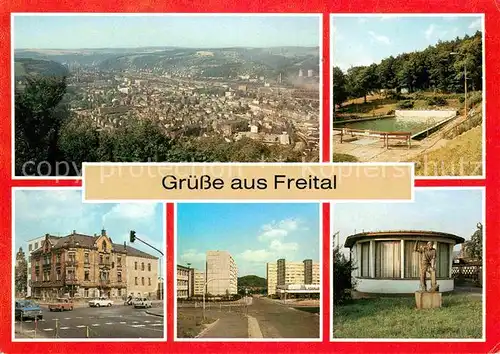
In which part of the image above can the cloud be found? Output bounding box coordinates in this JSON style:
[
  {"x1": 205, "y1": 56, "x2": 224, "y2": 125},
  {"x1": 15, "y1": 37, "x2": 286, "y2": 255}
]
[
  {"x1": 469, "y1": 18, "x2": 482, "y2": 30},
  {"x1": 179, "y1": 249, "x2": 206, "y2": 263},
  {"x1": 424, "y1": 24, "x2": 436, "y2": 40},
  {"x1": 269, "y1": 240, "x2": 299, "y2": 253},
  {"x1": 102, "y1": 203, "x2": 157, "y2": 226},
  {"x1": 368, "y1": 31, "x2": 391, "y2": 45},
  {"x1": 258, "y1": 218, "x2": 300, "y2": 242},
  {"x1": 238, "y1": 249, "x2": 275, "y2": 262}
]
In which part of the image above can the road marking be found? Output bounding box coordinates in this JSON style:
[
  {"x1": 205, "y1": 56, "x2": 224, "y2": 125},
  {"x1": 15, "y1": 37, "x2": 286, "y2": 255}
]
[
  {"x1": 150, "y1": 323, "x2": 163, "y2": 327},
  {"x1": 247, "y1": 315, "x2": 263, "y2": 338},
  {"x1": 131, "y1": 325, "x2": 146, "y2": 328},
  {"x1": 60, "y1": 327, "x2": 70, "y2": 330},
  {"x1": 39, "y1": 319, "x2": 46, "y2": 322},
  {"x1": 155, "y1": 320, "x2": 162, "y2": 323},
  {"x1": 64, "y1": 317, "x2": 71, "y2": 320},
  {"x1": 119, "y1": 321, "x2": 127, "y2": 324},
  {"x1": 76, "y1": 325, "x2": 85, "y2": 328},
  {"x1": 76, "y1": 317, "x2": 83, "y2": 319},
  {"x1": 105, "y1": 322, "x2": 114, "y2": 325},
  {"x1": 26, "y1": 330, "x2": 35, "y2": 333},
  {"x1": 144, "y1": 320, "x2": 151, "y2": 323},
  {"x1": 91, "y1": 324, "x2": 100, "y2": 327},
  {"x1": 43, "y1": 328, "x2": 54, "y2": 332},
  {"x1": 132, "y1": 321, "x2": 139, "y2": 324}
]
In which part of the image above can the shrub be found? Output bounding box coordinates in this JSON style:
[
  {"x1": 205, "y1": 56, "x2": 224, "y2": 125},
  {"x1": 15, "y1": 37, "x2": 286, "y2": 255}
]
[
  {"x1": 333, "y1": 246, "x2": 356, "y2": 305},
  {"x1": 386, "y1": 109, "x2": 395, "y2": 116},
  {"x1": 397, "y1": 100, "x2": 414, "y2": 109},
  {"x1": 426, "y1": 96, "x2": 447, "y2": 106}
]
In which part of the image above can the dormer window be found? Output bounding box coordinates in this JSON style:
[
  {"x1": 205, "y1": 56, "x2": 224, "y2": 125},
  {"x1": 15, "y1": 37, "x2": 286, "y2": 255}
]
[{"x1": 102, "y1": 240, "x2": 107, "y2": 252}]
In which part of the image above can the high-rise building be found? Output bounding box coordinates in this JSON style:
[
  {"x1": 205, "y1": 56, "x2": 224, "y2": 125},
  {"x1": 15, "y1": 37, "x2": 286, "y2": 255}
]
[
  {"x1": 266, "y1": 262, "x2": 278, "y2": 296},
  {"x1": 206, "y1": 251, "x2": 238, "y2": 295},
  {"x1": 307, "y1": 69, "x2": 314, "y2": 77},
  {"x1": 193, "y1": 269, "x2": 206, "y2": 296},
  {"x1": 298, "y1": 69, "x2": 304, "y2": 77}
]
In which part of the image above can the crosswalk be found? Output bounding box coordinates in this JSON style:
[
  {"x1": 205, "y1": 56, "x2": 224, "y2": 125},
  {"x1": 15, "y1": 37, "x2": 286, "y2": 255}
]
[{"x1": 16, "y1": 319, "x2": 164, "y2": 332}]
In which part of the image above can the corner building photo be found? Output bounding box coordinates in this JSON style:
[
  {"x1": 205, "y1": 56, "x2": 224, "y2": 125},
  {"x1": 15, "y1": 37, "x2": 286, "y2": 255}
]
[{"x1": 30, "y1": 230, "x2": 159, "y2": 300}]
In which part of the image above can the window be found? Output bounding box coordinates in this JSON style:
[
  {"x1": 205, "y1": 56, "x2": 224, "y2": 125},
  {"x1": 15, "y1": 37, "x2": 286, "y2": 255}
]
[
  {"x1": 106, "y1": 256, "x2": 110, "y2": 265},
  {"x1": 67, "y1": 269, "x2": 74, "y2": 280},
  {"x1": 135, "y1": 277, "x2": 138, "y2": 285},
  {"x1": 118, "y1": 272, "x2": 122, "y2": 282},
  {"x1": 84, "y1": 270, "x2": 90, "y2": 281},
  {"x1": 117, "y1": 256, "x2": 121, "y2": 266},
  {"x1": 29, "y1": 244, "x2": 32, "y2": 252},
  {"x1": 375, "y1": 241, "x2": 401, "y2": 278},
  {"x1": 141, "y1": 262, "x2": 145, "y2": 271},
  {"x1": 100, "y1": 255, "x2": 103, "y2": 264},
  {"x1": 148, "y1": 278, "x2": 151, "y2": 286},
  {"x1": 437, "y1": 243, "x2": 450, "y2": 278},
  {"x1": 56, "y1": 254, "x2": 61, "y2": 263},
  {"x1": 360, "y1": 242, "x2": 370, "y2": 277},
  {"x1": 148, "y1": 263, "x2": 151, "y2": 272},
  {"x1": 135, "y1": 262, "x2": 138, "y2": 270},
  {"x1": 84, "y1": 253, "x2": 89, "y2": 264},
  {"x1": 35, "y1": 242, "x2": 38, "y2": 250},
  {"x1": 118, "y1": 289, "x2": 122, "y2": 297},
  {"x1": 404, "y1": 241, "x2": 420, "y2": 278},
  {"x1": 84, "y1": 289, "x2": 89, "y2": 298},
  {"x1": 56, "y1": 269, "x2": 61, "y2": 281},
  {"x1": 142, "y1": 277, "x2": 145, "y2": 285},
  {"x1": 102, "y1": 240, "x2": 107, "y2": 251}
]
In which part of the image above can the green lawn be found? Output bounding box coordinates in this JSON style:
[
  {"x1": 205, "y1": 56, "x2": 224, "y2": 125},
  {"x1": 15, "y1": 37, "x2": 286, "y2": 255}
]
[{"x1": 333, "y1": 294, "x2": 482, "y2": 339}]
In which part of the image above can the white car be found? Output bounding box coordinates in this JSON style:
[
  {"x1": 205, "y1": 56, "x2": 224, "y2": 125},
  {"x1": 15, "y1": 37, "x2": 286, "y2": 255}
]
[
  {"x1": 88, "y1": 297, "x2": 113, "y2": 307},
  {"x1": 133, "y1": 298, "x2": 152, "y2": 308}
]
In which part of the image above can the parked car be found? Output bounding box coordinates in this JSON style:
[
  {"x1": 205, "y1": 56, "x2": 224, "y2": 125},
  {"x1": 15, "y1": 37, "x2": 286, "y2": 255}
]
[
  {"x1": 88, "y1": 297, "x2": 113, "y2": 307},
  {"x1": 48, "y1": 298, "x2": 74, "y2": 312},
  {"x1": 133, "y1": 298, "x2": 152, "y2": 308},
  {"x1": 15, "y1": 299, "x2": 43, "y2": 320}
]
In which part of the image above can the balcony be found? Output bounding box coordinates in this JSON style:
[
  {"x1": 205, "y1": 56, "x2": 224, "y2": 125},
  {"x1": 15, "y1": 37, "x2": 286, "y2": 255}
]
[
  {"x1": 65, "y1": 278, "x2": 79, "y2": 285},
  {"x1": 65, "y1": 260, "x2": 78, "y2": 267}
]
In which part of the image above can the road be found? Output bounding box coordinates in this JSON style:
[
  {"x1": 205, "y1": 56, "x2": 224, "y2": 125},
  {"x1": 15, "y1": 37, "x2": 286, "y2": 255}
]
[
  {"x1": 194, "y1": 296, "x2": 319, "y2": 339},
  {"x1": 14, "y1": 304, "x2": 164, "y2": 339}
]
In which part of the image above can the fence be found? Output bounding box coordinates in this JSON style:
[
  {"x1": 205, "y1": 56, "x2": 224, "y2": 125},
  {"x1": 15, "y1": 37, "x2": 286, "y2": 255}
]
[{"x1": 452, "y1": 263, "x2": 482, "y2": 285}]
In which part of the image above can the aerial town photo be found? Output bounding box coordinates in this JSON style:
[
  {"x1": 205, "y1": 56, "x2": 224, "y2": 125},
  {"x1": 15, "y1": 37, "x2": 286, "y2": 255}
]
[
  {"x1": 332, "y1": 188, "x2": 484, "y2": 339},
  {"x1": 175, "y1": 203, "x2": 321, "y2": 340},
  {"x1": 13, "y1": 14, "x2": 321, "y2": 177},
  {"x1": 13, "y1": 189, "x2": 166, "y2": 339},
  {"x1": 331, "y1": 15, "x2": 484, "y2": 177}
]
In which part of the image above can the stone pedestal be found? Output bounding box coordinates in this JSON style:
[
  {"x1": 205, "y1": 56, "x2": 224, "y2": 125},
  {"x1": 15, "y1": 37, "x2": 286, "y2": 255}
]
[{"x1": 415, "y1": 291, "x2": 442, "y2": 309}]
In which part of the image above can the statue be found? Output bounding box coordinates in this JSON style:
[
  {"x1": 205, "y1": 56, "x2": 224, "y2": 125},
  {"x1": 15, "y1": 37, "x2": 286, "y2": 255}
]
[{"x1": 413, "y1": 241, "x2": 439, "y2": 292}]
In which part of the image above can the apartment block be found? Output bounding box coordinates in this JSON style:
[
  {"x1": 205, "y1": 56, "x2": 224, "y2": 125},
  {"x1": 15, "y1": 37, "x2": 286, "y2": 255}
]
[
  {"x1": 193, "y1": 269, "x2": 206, "y2": 296},
  {"x1": 266, "y1": 262, "x2": 278, "y2": 296},
  {"x1": 206, "y1": 251, "x2": 238, "y2": 295},
  {"x1": 176, "y1": 265, "x2": 192, "y2": 299},
  {"x1": 267, "y1": 258, "x2": 320, "y2": 296}
]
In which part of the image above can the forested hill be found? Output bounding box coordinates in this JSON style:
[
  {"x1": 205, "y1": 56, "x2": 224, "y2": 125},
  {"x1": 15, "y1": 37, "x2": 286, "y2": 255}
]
[
  {"x1": 333, "y1": 31, "x2": 482, "y2": 105},
  {"x1": 238, "y1": 275, "x2": 267, "y2": 288},
  {"x1": 14, "y1": 58, "x2": 69, "y2": 80}
]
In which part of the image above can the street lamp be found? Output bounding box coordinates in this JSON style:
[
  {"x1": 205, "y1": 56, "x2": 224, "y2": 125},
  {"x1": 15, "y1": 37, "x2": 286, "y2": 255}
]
[
  {"x1": 450, "y1": 52, "x2": 468, "y2": 119},
  {"x1": 202, "y1": 277, "x2": 233, "y2": 321}
]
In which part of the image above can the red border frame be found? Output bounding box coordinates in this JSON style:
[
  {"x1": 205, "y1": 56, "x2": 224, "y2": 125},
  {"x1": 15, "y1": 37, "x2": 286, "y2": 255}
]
[{"x1": 1, "y1": 2, "x2": 498, "y2": 353}]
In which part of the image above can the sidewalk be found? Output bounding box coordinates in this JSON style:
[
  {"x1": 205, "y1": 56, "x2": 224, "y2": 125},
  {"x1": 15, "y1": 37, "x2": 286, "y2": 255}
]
[
  {"x1": 198, "y1": 311, "x2": 248, "y2": 338},
  {"x1": 145, "y1": 308, "x2": 164, "y2": 317}
]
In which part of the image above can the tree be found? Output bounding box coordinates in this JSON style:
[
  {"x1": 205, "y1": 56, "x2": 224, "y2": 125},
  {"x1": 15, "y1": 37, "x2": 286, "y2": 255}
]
[
  {"x1": 15, "y1": 247, "x2": 28, "y2": 297},
  {"x1": 464, "y1": 222, "x2": 483, "y2": 261},
  {"x1": 333, "y1": 245, "x2": 355, "y2": 305},
  {"x1": 15, "y1": 75, "x2": 69, "y2": 176},
  {"x1": 332, "y1": 67, "x2": 348, "y2": 113}
]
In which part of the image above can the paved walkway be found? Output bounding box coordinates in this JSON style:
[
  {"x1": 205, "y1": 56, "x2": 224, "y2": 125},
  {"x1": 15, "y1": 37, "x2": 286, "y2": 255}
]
[{"x1": 198, "y1": 311, "x2": 248, "y2": 338}]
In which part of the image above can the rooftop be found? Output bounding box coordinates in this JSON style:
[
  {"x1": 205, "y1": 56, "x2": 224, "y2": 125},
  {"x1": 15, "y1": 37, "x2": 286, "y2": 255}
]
[{"x1": 344, "y1": 230, "x2": 465, "y2": 248}]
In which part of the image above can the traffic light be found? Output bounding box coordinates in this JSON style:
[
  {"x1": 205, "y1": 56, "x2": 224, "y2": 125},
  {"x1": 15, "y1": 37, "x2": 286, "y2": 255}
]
[{"x1": 130, "y1": 230, "x2": 136, "y2": 243}]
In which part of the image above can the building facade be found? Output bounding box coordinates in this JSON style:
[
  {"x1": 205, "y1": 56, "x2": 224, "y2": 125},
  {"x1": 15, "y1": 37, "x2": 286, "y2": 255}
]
[
  {"x1": 268, "y1": 258, "x2": 320, "y2": 296},
  {"x1": 266, "y1": 262, "x2": 278, "y2": 296},
  {"x1": 206, "y1": 251, "x2": 238, "y2": 296},
  {"x1": 26, "y1": 235, "x2": 57, "y2": 297},
  {"x1": 193, "y1": 269, "x2": 205, "y2": 296},
  {"x1": 176, "y1": 265, "x2": 192, "y2": 299},
  {"x1": 124, "y1": 248, "x2": 159, "y2": 299},
  {"x1": 30, "y1": 230, "x2": 159, "y2": 300},
  {"x1": 345, "y1": 230, "x2": 465, "y2": 294}
]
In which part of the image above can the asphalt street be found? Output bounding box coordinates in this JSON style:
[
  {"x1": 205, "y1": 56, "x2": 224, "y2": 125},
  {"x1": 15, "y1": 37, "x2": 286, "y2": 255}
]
[
  {"x1": 197, "y1": 296, "x2": 319, "y2": 339},
  {"x1": 14, "y1": 304, "x2": 165, "y2": 339}
]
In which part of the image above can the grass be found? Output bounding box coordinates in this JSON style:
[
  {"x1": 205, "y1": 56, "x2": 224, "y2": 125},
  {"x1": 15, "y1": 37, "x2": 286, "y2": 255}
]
[
  {"x1": 413, "y1": 125, "x2": 483, "y2": 177},
  {"x1": 177, "y1": 308, "x2": 217, "y2": 338},
  {"x1": 332, "y1": 153, "x2": 358, "y2": 162},
  {"x1": 333, "y1": 293, "x2": 482, "y2": 338}
]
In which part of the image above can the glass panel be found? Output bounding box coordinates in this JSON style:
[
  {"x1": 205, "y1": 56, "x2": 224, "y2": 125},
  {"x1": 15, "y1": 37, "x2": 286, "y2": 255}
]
[
  {"x1": 437, "y1": 243, "x2": 450, "y2": 278},
  {"x1": 375, "y1": 241, "x2": 401, "y2": 278},
  {"x1": 361, "y1": 242, "x2": 370, "y2": 277},
  {"x1": 404, "y1": 241, "x2": 420, "y2": 278}
]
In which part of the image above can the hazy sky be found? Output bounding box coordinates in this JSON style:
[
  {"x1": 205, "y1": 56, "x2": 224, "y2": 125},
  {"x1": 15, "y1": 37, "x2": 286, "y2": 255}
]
[
  {"x1": 13, "y1": 15, "x2": 320, "y2": 49},
  {"x1": 332, "y1": 15, "x2": 483, "y2": 72},
  {"x1": 332, "y1": 188, "x2": 484, "y2": 252},
  {"x1": 14, "y1": 189, "x2": 165, "y2": 272},
  {"x1": 177, "y1": 203, "x2": 320, "y2": 277}
]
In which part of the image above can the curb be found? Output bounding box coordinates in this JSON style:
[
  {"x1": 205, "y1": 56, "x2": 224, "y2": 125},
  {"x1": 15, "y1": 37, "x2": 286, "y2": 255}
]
[
  {"x1": 195, "y1": 318, "x2": 220, "y2": 338},
  {"x1": 145, "y1": 310, "x2": 164, "y2": 317}
]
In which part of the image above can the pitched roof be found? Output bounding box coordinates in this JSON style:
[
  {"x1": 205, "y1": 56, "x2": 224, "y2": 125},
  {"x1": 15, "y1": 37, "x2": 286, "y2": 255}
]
[{"x1": 31, "y1": 232, "x2": 158, "y2": 259}]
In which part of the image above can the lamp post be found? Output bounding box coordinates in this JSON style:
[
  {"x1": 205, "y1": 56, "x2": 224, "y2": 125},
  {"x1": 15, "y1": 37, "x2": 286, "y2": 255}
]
[
  {"x1": 450, "y1": 52, "x2": 468, "y2": 119},
  {"x1": 202, "y1": 277, "x2": 232, "y2": 321}
]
